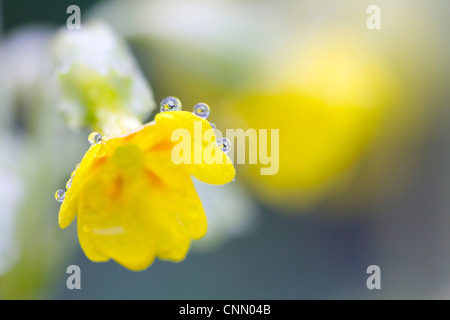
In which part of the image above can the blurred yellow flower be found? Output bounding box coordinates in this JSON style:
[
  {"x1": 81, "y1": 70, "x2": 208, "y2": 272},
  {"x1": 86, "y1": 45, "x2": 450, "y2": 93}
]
[
  {"x1": 225, "y1": 34, "x2": 398, "y2": 208},
  {"x1": 58, "y1": 111, "x2": 235, "y2": 271}
]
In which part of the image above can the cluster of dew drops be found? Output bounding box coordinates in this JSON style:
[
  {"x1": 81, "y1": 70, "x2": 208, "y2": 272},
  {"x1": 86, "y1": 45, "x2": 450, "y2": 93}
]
[
  {"x1": 55, "y1": 97, "x2": 231, "y2": 203},
  {"x1": 160, "y1": 96, "x2": 232, "y2": 153}
]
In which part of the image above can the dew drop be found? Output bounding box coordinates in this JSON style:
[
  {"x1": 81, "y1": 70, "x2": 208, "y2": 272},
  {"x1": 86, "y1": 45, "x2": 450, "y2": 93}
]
[
  {"x1": 66, "y1": 178, "x2": 72, "y2": 189},
  {"x1": 216, "y1": 137, "x2": 232, "y2": 153},
  {"x1": 160, "y1": 96, "x2": 182, "y2": 112},
  {"x1": 193, "y1": 103, "x2": 210, "y2": 119},
  {"x1": 88, "y1": 132, "x2": 102, "y2": 145},
  {"x1": 55, "y1": 189, "x2": 66, "y2": 203}
]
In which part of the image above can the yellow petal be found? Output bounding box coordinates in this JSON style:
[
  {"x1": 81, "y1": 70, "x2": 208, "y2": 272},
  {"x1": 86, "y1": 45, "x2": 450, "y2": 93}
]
[
  {"x1": 77, "y1": 145, "x2": 158, "y2": 271},
  {"x1": 59, "y1": 142, "x2": 106, "y2": 229},
  {"x1": 144, "y1": 153, "x2": 208, "y2": 240},
  {"x1": 77, "y1": 216, "x2": 110, "y2": 263},
  {"x1": 153, "y1": 111, "x2": 235, "y2": 184}
]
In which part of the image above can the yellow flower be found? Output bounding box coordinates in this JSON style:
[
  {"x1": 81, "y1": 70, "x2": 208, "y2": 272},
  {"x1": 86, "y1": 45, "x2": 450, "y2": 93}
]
[
  {"x1": 221, "y1": 34, "x2": 398, "y2": 208},
  {"x1": 58, "y1": 111, "x2": 235, "y2": 271}
]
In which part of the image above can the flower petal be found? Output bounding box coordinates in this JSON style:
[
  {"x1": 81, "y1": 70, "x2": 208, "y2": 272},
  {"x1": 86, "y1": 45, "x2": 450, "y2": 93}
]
[
  {"x1": 59, "y1": 142, "x2": 105, "y2": 229},
  {"x1": 152, "y1": 111, "x2": 235, "y2": 184},
  {"x1": 144, "y1": 152, "x2": 208, "y2": 240},
  {"x1": 77, "y1": 144, "x2": 158, "y2": 271}
]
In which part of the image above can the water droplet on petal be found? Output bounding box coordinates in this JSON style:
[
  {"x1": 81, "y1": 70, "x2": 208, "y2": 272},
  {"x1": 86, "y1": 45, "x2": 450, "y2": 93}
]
[
  {"x1": 66, "y1": 178, "x2": 72, "y2": 189},
  {"x1": 216, "y1": 137, "x2": 232, "y2": 153},
  {"x1": 55, "y1": 189, "x2": 66, "y2": 202},
  {"x1": 193, "y1": 103, "x2": 210, "y2": 119},
  {"x1": 160, "y1": 96, "x2": 182, "y2": 112},
  {"x1": 88, "y1": 132, "x2": 102, "y2": 145}
]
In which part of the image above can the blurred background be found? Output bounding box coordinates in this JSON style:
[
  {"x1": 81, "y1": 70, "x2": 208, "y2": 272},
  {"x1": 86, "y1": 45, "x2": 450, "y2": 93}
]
[{"x1": 0, "y1": 0, "x2": 449, "y2": 299}]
